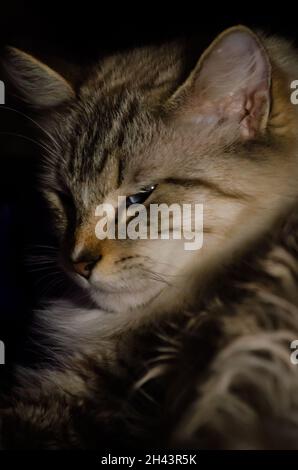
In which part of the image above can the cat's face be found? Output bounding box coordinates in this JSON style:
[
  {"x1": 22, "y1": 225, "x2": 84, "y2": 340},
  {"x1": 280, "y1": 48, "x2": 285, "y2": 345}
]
[
  {"x1": 41, "y1": 96, "x2": 217, "y2": 312},
  {"x1": 4, "y1": 26, "x2": 298, "y2": 313}
]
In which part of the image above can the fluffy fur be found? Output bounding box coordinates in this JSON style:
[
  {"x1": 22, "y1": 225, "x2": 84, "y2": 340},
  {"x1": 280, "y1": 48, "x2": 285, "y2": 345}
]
[{"x1": 1, "y1": 26, "x2": 298, "y2": 449}]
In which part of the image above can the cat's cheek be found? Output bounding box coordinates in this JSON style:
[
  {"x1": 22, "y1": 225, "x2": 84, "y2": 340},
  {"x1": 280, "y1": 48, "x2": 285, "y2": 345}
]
[{"x1": 147, "y1": 239, "x2": 197, "y2": 272}]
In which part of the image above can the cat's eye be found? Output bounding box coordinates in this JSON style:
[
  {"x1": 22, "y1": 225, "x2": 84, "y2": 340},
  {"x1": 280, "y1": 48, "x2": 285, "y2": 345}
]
[{"x1": 126, "y1": 185, "x2": 157, "y2": 207}]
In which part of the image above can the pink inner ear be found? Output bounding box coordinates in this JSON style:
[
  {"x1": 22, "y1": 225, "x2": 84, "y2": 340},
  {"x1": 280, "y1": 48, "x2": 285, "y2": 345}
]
[
  {"x1": 240, "y1": 89, "x2": 270, "y2": 139},
  {"x1": 189, "y1": 29, "x2": 271, "y2": 138}
]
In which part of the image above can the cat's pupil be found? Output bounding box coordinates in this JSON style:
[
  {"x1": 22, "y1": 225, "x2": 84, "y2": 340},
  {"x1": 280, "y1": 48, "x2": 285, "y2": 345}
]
[{"x1": 126, "y1": 185, "x2": 156, "y2": 207}]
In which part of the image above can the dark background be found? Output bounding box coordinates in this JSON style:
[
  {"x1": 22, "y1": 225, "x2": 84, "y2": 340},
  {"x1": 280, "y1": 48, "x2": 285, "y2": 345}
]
[{"x1": 0, "y1": 1, "x2": 297, "y2": 370}]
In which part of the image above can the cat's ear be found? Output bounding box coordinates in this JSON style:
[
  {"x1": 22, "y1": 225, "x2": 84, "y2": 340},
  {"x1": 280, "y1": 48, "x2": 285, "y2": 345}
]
[
  {"x1": 168, "y1": 26, "x2": 271, "y2": 140},
  {"x1": 2, "y1": 47, "x2": 75, "y2": 108}
]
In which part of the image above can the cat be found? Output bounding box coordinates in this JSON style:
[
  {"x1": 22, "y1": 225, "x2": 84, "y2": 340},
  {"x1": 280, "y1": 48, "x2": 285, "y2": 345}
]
[{"x1": 1, "y1": 25, "x2": 298, "y2": 449}]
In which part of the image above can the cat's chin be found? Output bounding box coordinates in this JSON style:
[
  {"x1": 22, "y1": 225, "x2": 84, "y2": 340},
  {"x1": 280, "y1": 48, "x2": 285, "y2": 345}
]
[
  {"x1": 66, "y1": 269, "x2": 165, "y2": 313},
  {"x1": 89, "y1": 284, "x2": 164, "y2": 314}
]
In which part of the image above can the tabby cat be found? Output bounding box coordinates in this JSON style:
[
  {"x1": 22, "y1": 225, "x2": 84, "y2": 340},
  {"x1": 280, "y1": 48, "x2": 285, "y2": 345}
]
[{"x1": 1, "y1": 25, "x2": 298, "y2": 449}]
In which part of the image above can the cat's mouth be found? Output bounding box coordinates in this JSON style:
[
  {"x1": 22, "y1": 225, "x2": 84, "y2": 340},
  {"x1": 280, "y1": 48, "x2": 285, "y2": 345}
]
[
  {"x1": 86, "y1": 279, "x2": 166, "y2": 313},
  {"x1": 64, "y1": 263, "x2": 168, "y2": 311},
  {"x1": 67, "y1": 262, "x2": 164, "y2": 294}
]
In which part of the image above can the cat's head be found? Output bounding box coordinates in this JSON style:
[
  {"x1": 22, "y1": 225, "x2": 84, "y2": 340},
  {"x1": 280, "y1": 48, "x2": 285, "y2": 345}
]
[{"x1": 4, "y1": 26, "x2": 298, "y2": 313}]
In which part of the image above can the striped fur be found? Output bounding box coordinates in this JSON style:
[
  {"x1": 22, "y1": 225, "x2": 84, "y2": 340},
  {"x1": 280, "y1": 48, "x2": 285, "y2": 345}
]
[{"x1": 2, "y1": 26, "x2": 298, "y2": 448}]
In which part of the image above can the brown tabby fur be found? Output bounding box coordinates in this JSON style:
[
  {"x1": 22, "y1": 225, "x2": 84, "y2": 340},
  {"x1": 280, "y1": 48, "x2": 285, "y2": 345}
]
[{"x1": 1, "y1": 26, "x2": 298, "y2": 449}]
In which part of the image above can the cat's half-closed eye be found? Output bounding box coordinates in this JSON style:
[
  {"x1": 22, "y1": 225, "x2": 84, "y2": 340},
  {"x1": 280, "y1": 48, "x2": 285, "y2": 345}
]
[
  {"x1": 2, "y1": 46, "x2": 75, "y2": 108},
  {"x1": 126, "y1": 185, "x2": 157, "y2": 206},
  {"x1": 168, "y1": 26, "x2": 271, "y2": 140}
]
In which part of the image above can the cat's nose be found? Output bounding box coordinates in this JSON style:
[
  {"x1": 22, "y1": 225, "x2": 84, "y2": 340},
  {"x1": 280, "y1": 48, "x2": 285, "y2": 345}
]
[{"x1": 72, "y1": 254, "x2": 102, "y2": 279}]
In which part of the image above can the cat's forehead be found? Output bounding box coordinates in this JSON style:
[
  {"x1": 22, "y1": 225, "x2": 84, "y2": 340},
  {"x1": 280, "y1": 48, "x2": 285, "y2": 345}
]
[
  {"x1": 53, "y1": 84, "x2": 224, "y2": 206},
  {"x1": 57, "y1": 89, "x2": 162, "y2": 196}
]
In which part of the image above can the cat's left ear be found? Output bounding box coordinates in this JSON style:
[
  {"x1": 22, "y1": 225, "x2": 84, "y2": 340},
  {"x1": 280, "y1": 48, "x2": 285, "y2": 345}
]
[
  {"x1": 2, "y1": 47, "x2": 75, "y2": 108},
  {"x1": 168, "y1": 26, "x2": 271, "y2": 140}
]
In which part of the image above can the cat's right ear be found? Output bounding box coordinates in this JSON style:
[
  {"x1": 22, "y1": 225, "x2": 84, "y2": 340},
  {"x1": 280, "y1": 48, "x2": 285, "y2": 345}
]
[
  {"x1": 2, "y1": 47, "x2": 75, "y2": 108},
  {"x1": 166, "y1": 26, "x2": 271, "y2": 141}
]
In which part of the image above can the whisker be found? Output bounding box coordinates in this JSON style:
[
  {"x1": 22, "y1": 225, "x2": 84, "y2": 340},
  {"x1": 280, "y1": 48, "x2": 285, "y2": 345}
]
[
  {"x1": 40, "y1": 277, "x2": 66, "y2": 298},
  {"x1": 0, "y1": 105, "x2": 59, "y2": 149},
  {"x1": 139, "y1": 267, "x2": 172, "y2": 287},
  {"x1": 28, "y1": 244, "x2": 58, "y2": 250},
  {"x1": 28, "y1": 265, "x2": 60, "y2": 273},
  {"x1": 0, "y1": 131, "x2": 56, "y2": 157}
]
